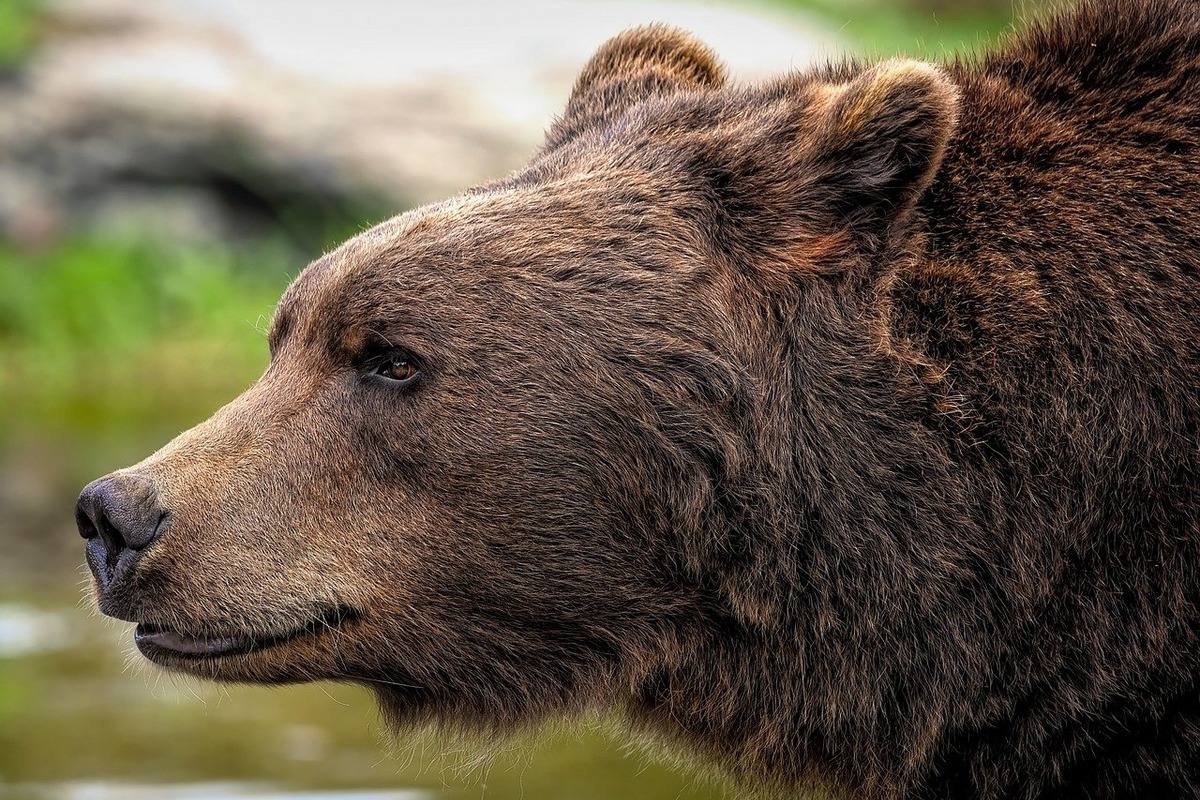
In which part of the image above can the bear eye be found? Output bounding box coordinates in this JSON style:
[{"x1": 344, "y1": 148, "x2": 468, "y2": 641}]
[{"x1": 373, "y1": 353, "x2": 420, "y2": 385}]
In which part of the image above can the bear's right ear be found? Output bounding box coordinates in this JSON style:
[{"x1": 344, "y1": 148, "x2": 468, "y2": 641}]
[
  {"x1": 799, "y1": 59, "x2": 959, "y2": 252},
  {"x1": 544, "y1": 26, "x2": 725, "y2": 151}
]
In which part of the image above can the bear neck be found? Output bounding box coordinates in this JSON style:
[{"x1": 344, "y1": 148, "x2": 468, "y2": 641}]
[{"x1": 627, "y1": 190, "x2": 1200, "y2": 798}]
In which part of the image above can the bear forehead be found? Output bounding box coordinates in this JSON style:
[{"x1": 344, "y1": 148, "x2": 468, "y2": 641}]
[
  {"x1": 263, "y1": 76, "x2": 822, "y2": 356},
  {"x1": 271, "y1": 79, "x2": 796, "y2": 332},
  {"x1": 268, "y1": 167, "x2": 710, "y2": 356}
]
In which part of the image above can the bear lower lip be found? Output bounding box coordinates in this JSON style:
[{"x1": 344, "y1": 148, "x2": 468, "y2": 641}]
[
  {"x1": 134, "y1": 607, "x2": 357, "y2": 660},
  {"x1": 134, "y1": 625, "x2": 253, "y2": 657}
]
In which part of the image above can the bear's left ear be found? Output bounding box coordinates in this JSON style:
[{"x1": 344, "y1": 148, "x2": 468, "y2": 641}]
[
  {"x1": 544, "y1": 26, "x2": 725, "y2": 151},
  {"x1": 803, "y1": 59, "x2": 959, "y2": 250}
]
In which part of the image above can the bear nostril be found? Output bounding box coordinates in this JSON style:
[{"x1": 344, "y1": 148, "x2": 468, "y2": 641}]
[
  {"x1": 75, "y1": 475, "x2": 167, "y2": 583},
  {"x1": 75, "y1": 502, "x2": 98, "y2": 541},
  {"x1": 95, "y1": 510, "x2": 128, "y2": 559}
]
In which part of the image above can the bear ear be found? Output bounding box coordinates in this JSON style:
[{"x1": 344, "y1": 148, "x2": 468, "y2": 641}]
[
  {"x1": 544, "y1": 26, "x2": 725, "y2": 151},
  {"x1": 805, "y1": 59, "x2": 959, "y2": 250}
]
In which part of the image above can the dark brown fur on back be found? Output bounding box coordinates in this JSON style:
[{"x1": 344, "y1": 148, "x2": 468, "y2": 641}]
[{"x1": 81, "y1": 2, "x2": 1200, "y2": 798}]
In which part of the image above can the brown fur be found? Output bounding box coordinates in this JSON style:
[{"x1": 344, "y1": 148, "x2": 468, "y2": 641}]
[{"x1": 79, "y1": 2, "x2": 1200, "y2": 797}]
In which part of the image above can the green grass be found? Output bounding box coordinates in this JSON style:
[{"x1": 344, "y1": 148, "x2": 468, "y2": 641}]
[
  {"x1": 0, "y1": 235, "x2": 294, "y2": 440},
  {"x1": 777, "y1": 0, "x2": 1016, "y2": 58},
  {"x1": 0, "y1": 0, "x2": 42, "y2": 69}
]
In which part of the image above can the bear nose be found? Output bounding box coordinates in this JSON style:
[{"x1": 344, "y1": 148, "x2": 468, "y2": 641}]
[{"x1": 76, "y1": 474, "x2": 165, "y2": 587}]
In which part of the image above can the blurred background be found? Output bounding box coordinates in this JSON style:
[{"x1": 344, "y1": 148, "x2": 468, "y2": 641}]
[{"x1": 0, "y1": 1, "x2": 1015, "y2": 798}]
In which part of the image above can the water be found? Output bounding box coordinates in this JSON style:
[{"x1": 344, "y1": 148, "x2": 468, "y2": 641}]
[{"x1": 0, "y1": 435, "x2": 725, "y2": 800}]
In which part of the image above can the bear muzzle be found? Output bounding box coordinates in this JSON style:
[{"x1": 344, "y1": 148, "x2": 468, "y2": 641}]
[{"x1": 76, "y1": 470, "x2": 364, "y2": 668}]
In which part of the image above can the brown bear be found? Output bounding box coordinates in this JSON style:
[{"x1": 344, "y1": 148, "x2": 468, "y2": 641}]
[{"x1": 75, "y1": 0, "x2": 1200, "y2": 797}]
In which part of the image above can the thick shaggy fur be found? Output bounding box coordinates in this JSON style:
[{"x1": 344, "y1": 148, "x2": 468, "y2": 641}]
[{"x1": 81, "y1": 2, "x2": 1198, "y2": 798}]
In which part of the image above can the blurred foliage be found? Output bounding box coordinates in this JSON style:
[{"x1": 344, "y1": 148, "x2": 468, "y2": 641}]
[
  {"x1": 782, "y1": 0, "x2": 1016, "y2": 57},
  {"x1": 0, "y1": 235, "x2": 292, "y2": 441},
  {"x1": 0, "y1": 0, "x2": 42, "y2": 70}
]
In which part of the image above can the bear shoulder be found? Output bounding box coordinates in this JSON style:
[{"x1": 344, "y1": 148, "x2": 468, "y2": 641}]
[{"x1": 979, "y1": 0, "x2": 1200, "y2": 120}]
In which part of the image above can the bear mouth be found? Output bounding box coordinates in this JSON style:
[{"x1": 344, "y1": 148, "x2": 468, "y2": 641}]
[{"x1": 134, "y1": 606, "x2": 356, "y2": 660}]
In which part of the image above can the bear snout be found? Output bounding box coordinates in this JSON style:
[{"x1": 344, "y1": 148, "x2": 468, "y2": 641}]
[{"x1": 76, "y1": 471, "x2": 168, "y2": 603}]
